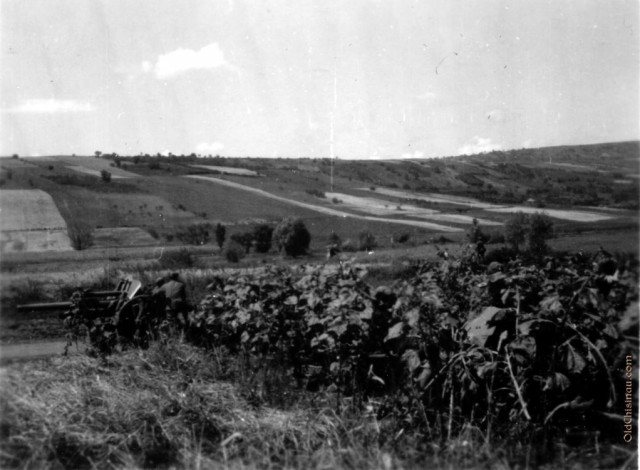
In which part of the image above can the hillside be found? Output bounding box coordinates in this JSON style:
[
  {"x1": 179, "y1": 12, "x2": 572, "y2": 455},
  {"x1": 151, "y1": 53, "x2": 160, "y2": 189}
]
[{"x1": 0, "y1": 141, "x2": 637, "y2": 258}]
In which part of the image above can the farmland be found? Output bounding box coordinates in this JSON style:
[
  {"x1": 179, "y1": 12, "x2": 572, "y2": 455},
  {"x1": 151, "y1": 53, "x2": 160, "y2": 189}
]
[{"x1": 0, "y1": 141, "x2": 638, "y2": 469}]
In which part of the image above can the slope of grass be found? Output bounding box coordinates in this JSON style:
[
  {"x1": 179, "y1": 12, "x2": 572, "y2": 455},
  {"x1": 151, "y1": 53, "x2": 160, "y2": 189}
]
[{"x1": 2, "y1": 337, "x2": 631, "y2": 469}]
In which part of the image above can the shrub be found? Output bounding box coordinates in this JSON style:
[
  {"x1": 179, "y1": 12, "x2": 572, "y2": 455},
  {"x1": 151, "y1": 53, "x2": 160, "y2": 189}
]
[
  {"x1": 305, "y1": 189, "x2": 325, "y2": 198},
  {"x1": 146, "y1": 228, "x2": 159, "y2": 239},
  {"x1": 397, "y1": 233, "x2": 410, "y2": 243},
  {"x1": 528, "y1": 212, "x2": 554, "y2": 258},
  {"x1": 224, "y1": 241, "x2": 245, "y2": 263},
  {"x1": 504, "y1": 212, "x2": 528, "y2": 252},
  {"x1": 273, "y1": 218, "x2": 310, "y2": 257},
  {"x1": 253, "y1": 224, "x2": 274, "y2": 253},
  {"x1": 358, "y1": 231, "x2": 377, "y2": 251},
  {"x1": 100, "y1": 170, "x2": 112, "y2": 182},
  {"x1": 230, "y1": 232, "x2": 253, "y2": 254},
  {"x1": 176, "y1": 223, "x2": 212, "y2": 245},
  {"x1": 484, "y1": 246, "x2": 518, "y2": 264},
  {"x1": 67, "y1": 222, "x2": 94, "y2": 250},
  {"x1": 158, "y1": 248, "x2": 194, "y2": 269}
]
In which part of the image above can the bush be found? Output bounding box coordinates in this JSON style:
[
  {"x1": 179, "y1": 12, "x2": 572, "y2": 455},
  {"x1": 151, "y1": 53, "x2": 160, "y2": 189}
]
[
  {"x1": 146, "y1": 228, "x2": 159, "y2": 239},
  {"x1": 397, "y1": 233, "x2": 410, "y2": 243},
  {"x1": 305, "y1": 189, "x2": 325, "y2": 198},
  {"x1": 224, "y1": 241, "x2": 245, "y2": 263},
  {"x1": 100, "y1": 170, "x2": 112, "y2": 182},
  {"x1": 158, "y1": 248, "x2": 194, "y2": 269},
  {"x1": 484, "y1": 246, "x2": 518, "y2": 264},
  {"x1": 273, "y1": 218, "x2": 311, "y2": 257},
  {"x1": 176, "y1": 224, "x2": 212, "y2": 245},
  {"x1": 67, "y1": 222, "x2": 94, "y2": 250},
  {"x1": 358, "y1": 231, "x2": 377, "y2": 251},
  {"x1": 253, "y1": 224, "x2": 274, "y2": 253},
  {"x1": 230, "y1": 232, "x2": 253, "y2": 254}
]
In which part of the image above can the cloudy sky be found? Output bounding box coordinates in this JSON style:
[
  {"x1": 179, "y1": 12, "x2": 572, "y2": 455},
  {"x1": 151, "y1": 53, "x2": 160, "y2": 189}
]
[{"x1": 1, "y1": 0, "x2": 638, "y2": 158}]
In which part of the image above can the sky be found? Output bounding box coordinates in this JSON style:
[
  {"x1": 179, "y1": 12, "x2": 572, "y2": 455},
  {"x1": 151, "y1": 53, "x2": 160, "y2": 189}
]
[{"x1": 1, "y1": 0, "x2": 638, "y2": 159}]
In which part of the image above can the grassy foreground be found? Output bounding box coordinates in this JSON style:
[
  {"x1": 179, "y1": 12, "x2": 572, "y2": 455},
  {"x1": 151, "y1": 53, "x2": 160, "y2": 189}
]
[{"x1": 0, "y1": 337, "x2": 634, "y2": 470}]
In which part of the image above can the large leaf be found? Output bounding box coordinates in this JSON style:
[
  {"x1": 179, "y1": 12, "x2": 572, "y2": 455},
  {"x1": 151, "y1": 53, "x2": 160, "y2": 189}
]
[
  {"x1": 402, "y1": 349, "x2": 421, "y2": 373},
  {"x1": 562, "y1": 343, "x2": 587, "y2": 374},
  {"x1": 385, "y1": 322, "x2": 404, "y2": 342}
]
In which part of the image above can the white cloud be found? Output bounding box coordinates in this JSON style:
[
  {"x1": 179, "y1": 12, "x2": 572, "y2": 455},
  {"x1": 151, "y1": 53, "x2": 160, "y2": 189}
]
[
  {"x1": 147, "y1": 43, "x2": 230, "y2": 79},
  {"x1": 196, "y1": 141, "x2": 225, "y2": 155},
  {"x1": 401, "y1": 151, "x2": 424, "y2": 159},
  {"x1": 457, "y1": 136, "x2": 502, "y2": 155},
  {"x1": 3, "y1": 99, "x2": 95, "y2": 114}
]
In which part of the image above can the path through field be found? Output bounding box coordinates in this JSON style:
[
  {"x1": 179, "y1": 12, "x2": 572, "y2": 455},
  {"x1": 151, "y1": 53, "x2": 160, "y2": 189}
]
[{"x1": 186, "y1": 176, "x2": 464, "y2": 231}]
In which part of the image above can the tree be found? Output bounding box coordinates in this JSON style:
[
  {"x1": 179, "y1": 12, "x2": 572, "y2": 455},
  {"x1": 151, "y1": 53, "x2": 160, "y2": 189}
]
[
  {"x1": 67, "y1": 222, "x2": 94, "y2": 250},
  {"x1": 230, "y1": 232, "x2": 253, "y2": 254},
  {"x1": 253, "y1": 224, "x2": 274, "y2": 253},
  {"x1": 328, "y1": 231, "x2": 342, "y2": 249},
  {"x1": 94, "y1": 151, "x2": 102, "y2": 158},
  {"x1": 215, "y1": 223, "x2": 226, "y2": 250},
  {"x1": 224, "y1": 241, "x2": 245, "y2": 263},
  {"x1": 176, "y1": 223, "x2": 211, "y2": 245},
  {"x1": 528, "y1": 213, "x2": 554, "y2": 257},
  {"x1": 100, "y1": 170, "x2": 112, "y2": 182},
  {"x1": 505, "y1": 211, "x2": 528, "y2": 252},
  {"x1": 467, "y1": 218, "x2": 489, "y2": 244},
  {"x1": 358, "y1": 231, "x2": 377, "y2": 251},
  {"x1": 273, "y1": 218, "x2": 311, "y2": 257}
]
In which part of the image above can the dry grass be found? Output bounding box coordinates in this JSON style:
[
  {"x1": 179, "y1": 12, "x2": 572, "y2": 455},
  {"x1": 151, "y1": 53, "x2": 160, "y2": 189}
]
[{"x1": 0, "y1": 339, "x2": 426, "y2": 469}]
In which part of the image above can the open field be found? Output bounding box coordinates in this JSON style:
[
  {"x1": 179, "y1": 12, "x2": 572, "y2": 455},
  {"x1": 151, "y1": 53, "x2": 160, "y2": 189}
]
[
  {"x1": 188, "y1": 175, "x2": 465, "y2": 231},
  {"x1": 189, "y1": 164, "x2": 259, "y2": 176},
  {"x1": 66, "y1": 165, "x2": 130, "y2": 179},
  {"x1": 325, "y1": 192, "x2": 502, "y2": 226},
  {"x1": 0, "y1": 189, "x2": 72, "y2": 252}
]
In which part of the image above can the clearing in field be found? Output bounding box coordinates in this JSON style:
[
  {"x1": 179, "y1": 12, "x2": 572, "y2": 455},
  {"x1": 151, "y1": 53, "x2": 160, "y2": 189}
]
[
  {"x1": 325, "y1": 192, "x2": 502, "y2": 226},
  {"x1": 66, "y1": 165, "x2": 130, "y2": 179},
  {"x1": 48, "y1": 155, "x2": 141, "y2": 178},
  {"x1": 0, "y1": 189, "x2": 72, "y2": 252},
  {"x1": 365, "y1": 187, "x2": 615, "y2": 222},
  {"x1": 485, "y1": 206, "x2": 614, "y2": 222},
  {"x1": 189, "y1": 165, "x2": 259, "y2": 176},
  {"x1": 186, "y1": 175, "x2": 463, "y2": 231}
]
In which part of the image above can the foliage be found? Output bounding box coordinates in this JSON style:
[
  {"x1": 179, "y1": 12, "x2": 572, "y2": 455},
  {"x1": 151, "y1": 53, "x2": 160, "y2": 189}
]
[
  {"x1": 505, "y1": 211, "x2": 528, "y2": 252},
  {"x1": 230, "y1": 232, "x2": 254, "y2": 254},
  {"x1": 358, "y1": 231, "x2": 377, "y2": 251},
  {"x1": 67, "y1": 222, "x2": 94, "y2": 250},
  {"x1": 215, "y1": 223, "x2": 226, "y2": 250},
  {"x1": 157, "y1": 248, "x2": 194, "y2": 270},
  {"x1": 176, "y1": 223, "x2": 212, "y2": 246},
  {"x1": 223, "y1": 241, "x2": 245, "y2": 263},
  {"x1": 252, "y1": 224, "x2": 274, "y2": 253},
  {"x1": 273, "y1": 218, "x2": 311, "y2": 257},
  {"x1": 528, "y1": 212, "x2": 554, "y2": 257},
  {"x1": 466, "y1": 218, "x2": 489, "y2": 244},
  {"x1": 100, "y1": 170, "x2": 112, "y2": 182}
]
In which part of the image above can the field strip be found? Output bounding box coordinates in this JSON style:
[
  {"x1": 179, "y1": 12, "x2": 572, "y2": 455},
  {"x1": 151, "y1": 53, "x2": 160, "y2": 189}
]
[
  {"x1": 185, "y1": 176, "x2": 463, "y2": 231},
  {"x1": 189, "y1": 165, "x2": 258, "y2": 176},
  {"x1": 326, "y1": 192, "x2": 502, "y2": 226},
  {"x1": 0, "y1": 189, "x2": 73, "y2": 252},
  {"x1": 0, "y1": 189, "x2": 68, "y2": 231},
  {"x1": 364, "y1": 187, "x2": 496, "y2": 208},
  {"x1": 365, "y1": 187, "x2": 614, "y2": 222},
  {"x1": 484, "y1": 206, "x2": 613, "y2": 222},
  {"x1": 66, "y1": 165, "x2": 130, "y2": 179}
]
